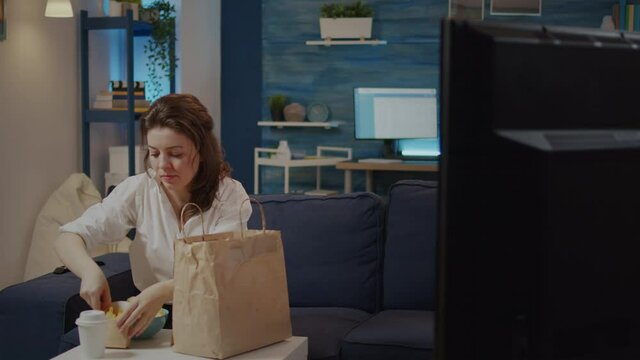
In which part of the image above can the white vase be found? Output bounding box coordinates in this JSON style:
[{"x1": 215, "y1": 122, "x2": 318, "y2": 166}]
[
  {"x1": 601, "y1": 15, "x2": 615, "y2": 31},
  {"x1": 283, "y1": 103, "x2": 306, "y2": 122},
  {"x1": 275, "y1": 141, "x2": 291, "y2": 161},
  {"x1": 319, "y1": 18, "x2": 373, "y2": 40}
]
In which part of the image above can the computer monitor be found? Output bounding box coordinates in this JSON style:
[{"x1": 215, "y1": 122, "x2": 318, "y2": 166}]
[
  {"x1": 354, "y1": 87, "x2": 439, "y2": 158},
  {"x1": 438, "y1": 19, "x2": 640, "y2": 359}
]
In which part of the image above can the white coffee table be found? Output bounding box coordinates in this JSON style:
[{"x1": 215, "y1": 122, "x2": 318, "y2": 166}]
[{"x1": 53, "y1": 330, "x2": 308, "y2": 359}]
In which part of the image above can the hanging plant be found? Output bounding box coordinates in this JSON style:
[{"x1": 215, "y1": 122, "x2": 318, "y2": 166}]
[{"x1": 143, "y1": 0, "x2": 178, "y2": 101}]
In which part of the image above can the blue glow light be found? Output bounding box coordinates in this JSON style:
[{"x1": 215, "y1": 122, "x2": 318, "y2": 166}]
[{"x1": 398, "y1": 138, "x2": 441, "y2": 157}]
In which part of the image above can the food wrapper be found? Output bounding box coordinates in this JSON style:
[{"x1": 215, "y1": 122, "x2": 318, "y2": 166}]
[{"x1": 104, "y1": 301, "x2": 131, "y2": 349}]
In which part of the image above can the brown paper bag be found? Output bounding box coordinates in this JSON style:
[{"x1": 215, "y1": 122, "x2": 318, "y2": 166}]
[{"x1": 172, "y1": 200, "x2": 292, "y2": 359}]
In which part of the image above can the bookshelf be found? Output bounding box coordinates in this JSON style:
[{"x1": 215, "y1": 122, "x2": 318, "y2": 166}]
[{"x1": 80, "y1": 10, "x2": 175, "y2": 177}]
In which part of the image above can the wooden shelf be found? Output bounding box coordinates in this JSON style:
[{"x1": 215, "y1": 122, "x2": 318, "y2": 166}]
[
  {"x1": 258, "y1": 121, "x2": 343, "y2": 129},
  {"x1": 85, "y1": 16, "x2": 153, "y2": 36},
  {"x1": 305, "y1": 39, "x2": 387, "y2": 46},
  {"x1": 85, "y1": 109, "x2": 147, "y2": 123}
]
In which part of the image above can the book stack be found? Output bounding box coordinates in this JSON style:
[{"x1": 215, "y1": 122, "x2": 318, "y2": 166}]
[
  {"x1": 92, "y1": 91, "x2": 113, "y2": 109},
  {"x1": 613, "y1": 0, "x2": 640, "y2": 31},
  {"x1": 110, "y1": 80, "x2": 151, "y2": 111}
]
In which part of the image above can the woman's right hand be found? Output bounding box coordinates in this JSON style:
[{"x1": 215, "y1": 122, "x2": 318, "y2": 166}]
[
  {"x1": 54, "y1": 232, "x2": 113, "y2": 310},
  {"x1": 79, "y1": 263, "x2": 112, "y2": 311}
]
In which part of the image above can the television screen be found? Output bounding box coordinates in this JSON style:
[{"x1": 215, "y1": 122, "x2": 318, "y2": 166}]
[
  {"x1": 438, "y1": 19, "x2": 640, "y2": 359},
  {"x1": 354, "y1": 88, "x2": 438, "y2": 140}
]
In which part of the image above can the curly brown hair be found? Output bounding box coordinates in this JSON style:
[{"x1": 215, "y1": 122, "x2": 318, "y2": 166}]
[{"x1": 140, "y1": 94, "x2": 231, "y2": 219}]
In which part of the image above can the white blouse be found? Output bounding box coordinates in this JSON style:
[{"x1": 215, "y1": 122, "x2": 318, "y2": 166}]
[{"x1": 60, "y1": 172, "x2": 252, "y2": 291}]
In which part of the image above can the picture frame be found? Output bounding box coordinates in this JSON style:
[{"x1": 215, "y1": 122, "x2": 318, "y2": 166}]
[
  {"x1": 490, "y1": 0, "x2": 542, "y2": 16},
  {"x1": 0, "y1": 0, "x2": 5, "y2": 41},
  {"x1": 449, "y1": 0, "x2": 484, "y2": 21}
]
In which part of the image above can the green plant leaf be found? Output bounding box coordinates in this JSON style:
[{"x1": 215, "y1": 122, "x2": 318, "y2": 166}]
[
  {"x1": 320, "y1": 1, "x2": 372, "y2": 18},
  {"x1": 144, "y1": 0, "x2": 178, "y2": 100}
]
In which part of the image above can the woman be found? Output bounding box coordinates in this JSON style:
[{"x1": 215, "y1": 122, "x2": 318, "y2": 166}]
[{"x1": 54, "y1": 94, "x2": 251, "y2": 338}]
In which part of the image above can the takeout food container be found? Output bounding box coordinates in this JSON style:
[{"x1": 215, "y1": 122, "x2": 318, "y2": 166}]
[{"x1": 105, "y1": 301, "x2": 131, "y2": 349}]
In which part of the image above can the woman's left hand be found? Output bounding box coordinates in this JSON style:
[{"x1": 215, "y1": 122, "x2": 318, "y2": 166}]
[{"x1": 117, "y1": 280, "x2": 173, "y2": 338}]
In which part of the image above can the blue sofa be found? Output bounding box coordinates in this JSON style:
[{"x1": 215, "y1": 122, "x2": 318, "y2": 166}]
[{"x1": 0, "y1": 180, "x2": 437, "y2": 360}]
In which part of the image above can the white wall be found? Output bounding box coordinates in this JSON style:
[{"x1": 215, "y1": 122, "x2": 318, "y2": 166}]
[
  {"x1": 0, "y1": 1, "x2": 220, "y2": 290},
  {"x1": 0, "y1": 0, "x2": 81, "y2": 289},
  {"x1": 177, "y1": 0, "x2": 221, "y2": 138},
  {"x1": 0, "y1": 0, "x2": 121, "y2": 290}
]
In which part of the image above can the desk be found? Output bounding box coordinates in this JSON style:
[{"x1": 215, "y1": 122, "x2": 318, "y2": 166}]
[
  {"x1": 336, "y1": 161, "x2": 439, "y2": 193},
  {"x1": 53, "y1": 330, "x2": 308, "y2": 359}
]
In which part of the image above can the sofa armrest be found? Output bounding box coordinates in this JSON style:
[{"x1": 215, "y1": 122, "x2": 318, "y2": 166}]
[{"x1": 0, "y1": 253, "x2": 132, "y2": 360}]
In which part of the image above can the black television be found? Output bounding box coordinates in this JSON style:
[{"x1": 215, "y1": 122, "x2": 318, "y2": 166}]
[{"x1": 437, "y1": 19, "x2": 640, "y2": 359}]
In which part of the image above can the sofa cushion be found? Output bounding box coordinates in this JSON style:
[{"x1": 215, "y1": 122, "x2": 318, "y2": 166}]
[
  {"x1": 384, "y1": 180, "x2": 438, "y2": 310},
  {"x1": 24, "y1": 173, "x2": 131, "y2": 282},
  {"x1": 24, "y1": 173, "x2": 102, "y2": 282},
  {"x1": 340, "y1": 309, "x2": 434, "y2": 360},
  {"x1": 59, "y1": 328, "x2": 79, "y2": 355},
  {"x1": 291, "y1": 307, "x2": 372, "y2": 360},
  {"x1": 249, "y1": 193, "x2": 385, "y2": 313}
]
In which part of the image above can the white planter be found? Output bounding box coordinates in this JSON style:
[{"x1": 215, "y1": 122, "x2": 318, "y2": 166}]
[{"x1": 319, "y1": 18, "x2": 373, "y2": 40}]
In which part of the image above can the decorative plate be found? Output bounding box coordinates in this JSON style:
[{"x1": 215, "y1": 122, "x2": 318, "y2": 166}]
[{"x1": 306, "y1": 103, "x2": 330, "y2": 122}]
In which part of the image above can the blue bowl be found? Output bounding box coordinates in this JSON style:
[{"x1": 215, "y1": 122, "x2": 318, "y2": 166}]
[{"x1": 133, "y1": 308, "x2": 169, "y2": 339}]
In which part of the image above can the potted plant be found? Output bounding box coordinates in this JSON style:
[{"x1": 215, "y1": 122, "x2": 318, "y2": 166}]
[
  {"x1": 320, "y1": 0, "x2": 374, "y2": 40},
  {"x1": 143, "y1": 0, "x2": 178, "y2": 100},
  {"x1": 268, "y1": 94, "x2": 289, "y2": 122}
]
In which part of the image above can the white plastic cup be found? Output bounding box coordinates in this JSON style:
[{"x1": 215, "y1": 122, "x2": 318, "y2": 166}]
[{"x1": 76, "y1": 310, "x2": 107, "y2": 359}]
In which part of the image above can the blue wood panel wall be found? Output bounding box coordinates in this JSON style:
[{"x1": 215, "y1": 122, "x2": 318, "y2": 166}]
[{"x1": 258, "y1": 0, "x2": 613, "y2": 194}]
